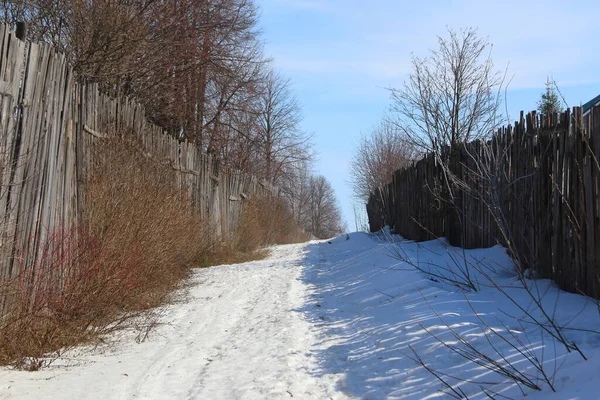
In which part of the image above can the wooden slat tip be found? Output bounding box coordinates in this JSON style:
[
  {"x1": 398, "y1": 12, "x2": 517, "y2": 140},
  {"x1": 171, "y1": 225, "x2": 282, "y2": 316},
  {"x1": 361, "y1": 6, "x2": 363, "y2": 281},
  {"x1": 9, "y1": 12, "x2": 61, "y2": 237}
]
[{"x1": 83, "y1": 124, "x2": 108, "y2": 139}]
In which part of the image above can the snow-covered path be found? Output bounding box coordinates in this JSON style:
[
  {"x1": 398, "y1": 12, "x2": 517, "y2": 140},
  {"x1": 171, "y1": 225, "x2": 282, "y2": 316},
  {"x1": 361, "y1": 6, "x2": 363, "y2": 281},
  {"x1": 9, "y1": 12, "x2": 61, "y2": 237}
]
[
  {"x1": 0, "y1": 243, "x2": 342, "y2": 400},
  {"x1": 123, "y1": 243, "x2": 337, "y2": 400}
]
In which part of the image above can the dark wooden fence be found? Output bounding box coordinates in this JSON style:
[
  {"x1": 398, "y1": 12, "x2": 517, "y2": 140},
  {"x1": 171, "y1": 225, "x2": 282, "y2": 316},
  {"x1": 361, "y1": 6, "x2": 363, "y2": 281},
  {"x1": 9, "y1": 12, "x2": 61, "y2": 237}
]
[
  {"x1": 367, "y1": 107, "x2": 600, "y2": 298},
  {"x1": 0, "y1": 25, "x2": 276, "y2": 282}
]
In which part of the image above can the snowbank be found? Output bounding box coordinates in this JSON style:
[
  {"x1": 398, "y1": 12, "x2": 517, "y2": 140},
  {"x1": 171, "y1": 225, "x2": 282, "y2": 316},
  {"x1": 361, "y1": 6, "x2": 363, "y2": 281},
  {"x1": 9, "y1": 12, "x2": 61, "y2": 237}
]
[{"x1": 301, "y1": 232, "x2": 600, "y2": 399}]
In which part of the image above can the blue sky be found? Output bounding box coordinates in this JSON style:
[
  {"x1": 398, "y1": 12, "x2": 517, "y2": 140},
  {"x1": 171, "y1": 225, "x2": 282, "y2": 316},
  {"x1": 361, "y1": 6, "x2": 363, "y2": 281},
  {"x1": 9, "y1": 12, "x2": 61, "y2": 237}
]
[{"x1": 257, "y1": 0, "x2": 600, "y2": 230}]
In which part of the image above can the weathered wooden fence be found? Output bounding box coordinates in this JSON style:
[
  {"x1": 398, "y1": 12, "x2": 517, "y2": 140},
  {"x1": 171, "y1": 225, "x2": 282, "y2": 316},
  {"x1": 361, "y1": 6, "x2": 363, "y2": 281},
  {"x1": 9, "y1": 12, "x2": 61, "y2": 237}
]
[
  {"x1": 367, "y1": 107, "x2": 600, "y2": 298},
  {"x1": 0, "y1": 25, "x2": 276, "y2": 281}
]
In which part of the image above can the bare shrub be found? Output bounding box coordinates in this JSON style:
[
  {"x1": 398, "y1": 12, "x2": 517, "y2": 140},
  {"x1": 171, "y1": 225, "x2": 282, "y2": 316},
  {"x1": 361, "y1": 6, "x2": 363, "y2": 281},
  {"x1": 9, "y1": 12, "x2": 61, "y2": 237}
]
[
  {"x1": 0, "y1": 136, "x2": 215, "y2": 368},
  {"x1": 86, "y1": 137, "x2": 214, "y2": 308},
  {"x1": 390, "y1": 238, "x2": 586, "y2": 396},
  {"x1": 233, "y1": 195, "x2": 307, "y2": 255},
  {"x1": 412, "y1": 302, "x2": 547, "y2": 395},
  {"x1": 0, "y1": 225, "x2": 145, "y2": 368},
  {"x1": 384, "y1": 232, "x2": 480, "y2": 292},
  {"x1": 442, "y1": 128, "x2": 589, "y2": 360}
]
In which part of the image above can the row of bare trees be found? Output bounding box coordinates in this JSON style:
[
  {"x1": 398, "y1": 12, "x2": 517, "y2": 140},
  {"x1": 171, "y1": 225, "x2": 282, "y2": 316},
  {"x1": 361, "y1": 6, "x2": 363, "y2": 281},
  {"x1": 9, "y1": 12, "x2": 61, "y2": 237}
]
[{"x1": 1, "y1": 0, "x2": 344, "y2": 239}]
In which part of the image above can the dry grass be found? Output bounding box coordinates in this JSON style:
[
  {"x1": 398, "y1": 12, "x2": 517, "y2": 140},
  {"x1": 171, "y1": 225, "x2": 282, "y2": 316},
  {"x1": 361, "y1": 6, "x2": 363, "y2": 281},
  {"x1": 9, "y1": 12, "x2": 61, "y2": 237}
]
[
  {"x1": 233, "y1": 194, "x2": 308, "y2": 253},
  {"x1": 0, "y1": 137, "x2": 307, "y2": 368}
]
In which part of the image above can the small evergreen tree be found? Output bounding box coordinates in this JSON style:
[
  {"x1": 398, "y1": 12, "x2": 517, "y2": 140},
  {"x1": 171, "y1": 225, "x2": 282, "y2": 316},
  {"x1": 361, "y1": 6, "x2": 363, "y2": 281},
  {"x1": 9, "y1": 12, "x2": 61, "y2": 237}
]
[{"x1": 537, "y1": 77, "x2": 561, "y2": 115}]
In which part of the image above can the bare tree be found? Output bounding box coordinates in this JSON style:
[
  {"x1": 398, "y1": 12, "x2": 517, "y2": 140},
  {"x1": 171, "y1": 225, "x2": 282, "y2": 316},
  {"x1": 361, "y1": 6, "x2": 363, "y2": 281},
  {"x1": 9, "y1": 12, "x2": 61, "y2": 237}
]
[
  {"x1": 349, "y1": 119, "x2": 417, "y2": 203},
  {"x1": 305, "y1": 175, "x2": 345, "y2": 239},
  {"x1": 141, "y1": 0, "x2": 266, "y2": 149},
  {"x1": 277, "y1": 160, "x2": 315, "y2": 232},
  {"x1": 1, "y1": 0, "x2": 192, "y2": 93},
  {"x1": 279, "y1": 168, "x2": 345, "y2": 239},
  {"x1": 389, "y1": 27, "x2": 503, "y2": 155},
  {"x1": 255, "y1": 69, "x2": 312, "y2": 183}
]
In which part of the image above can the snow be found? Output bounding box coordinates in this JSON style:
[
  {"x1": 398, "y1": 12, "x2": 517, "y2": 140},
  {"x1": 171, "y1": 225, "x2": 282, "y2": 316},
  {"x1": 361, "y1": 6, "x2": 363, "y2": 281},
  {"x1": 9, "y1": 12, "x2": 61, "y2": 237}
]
[{"x1": 1, "y1": 232, "x2": 600, "y2": 399}]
